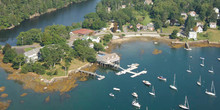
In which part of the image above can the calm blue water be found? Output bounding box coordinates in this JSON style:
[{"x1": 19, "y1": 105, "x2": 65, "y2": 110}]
[
  {"x1": 0, "y1": 0, "x2": 100, "y2": 46},
  {"x1": 1, "y1": 41, "x2": 220, "y2": 110}
]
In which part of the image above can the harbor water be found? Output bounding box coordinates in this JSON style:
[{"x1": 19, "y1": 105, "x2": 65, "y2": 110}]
[{"x1": 1, "y1": 41, "x2": 220, "y2": 110}]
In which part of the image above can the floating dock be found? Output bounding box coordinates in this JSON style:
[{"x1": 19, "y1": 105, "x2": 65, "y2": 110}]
[{"x1": 115, "y1": 63, "x2": 147, "y2": 78}]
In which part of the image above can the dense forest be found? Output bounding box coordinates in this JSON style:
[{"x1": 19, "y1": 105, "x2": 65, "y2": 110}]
[{"x1": 0, "y1": 0, "x2": 86, "y2": 30}]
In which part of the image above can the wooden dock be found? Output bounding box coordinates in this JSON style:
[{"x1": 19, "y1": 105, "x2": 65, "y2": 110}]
[{"x1": 79, "y1": 70, "x2": 105, "y2": 80}]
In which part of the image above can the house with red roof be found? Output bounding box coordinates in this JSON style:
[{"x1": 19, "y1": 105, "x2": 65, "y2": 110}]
[{"x1": 69, "y1": 28, "x2": 94, "y2": 36}]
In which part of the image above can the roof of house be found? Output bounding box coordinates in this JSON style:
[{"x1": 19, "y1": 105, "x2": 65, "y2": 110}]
[
  {"x1": 147, "y1": 23, "x2": 154, "y2": 27},
  {"x1": 210, "y1": 22, "x2": 217, "y2": 25},
  {"x1": 24, "y1": 47, "x2": 42, "y2": 57},
  {"x1": 72, "y1": 29, "x2": 94, "y2": 35}
]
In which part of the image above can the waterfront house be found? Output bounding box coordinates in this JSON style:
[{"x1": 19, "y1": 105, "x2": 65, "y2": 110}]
[
  {"x1": 121, "y1": 5, "x2": 126, "y2": 9},
  {"x1": 136, "y1": 23, "x2": 143, "y2": 30},
  {"x1": 213, "y1": 7, "x2": 219, "y2": 14},
  {"x1": 89, "y1": 43, "x2": 94, "y2": 48},
  {"x1": 188, "y1": 11, "x2": 196, "y2": 17},
  {"x1": 96, "y1": 51, "x2": 120, "y2": 65},
  {"x1": 188, "y1": 30, "x2": 197, "y2": 40},
  {"x1": 196, "y1": 22, "x2": 204, "y2": 27},
  {"x1": 146, "y1": 23, "x2": 155, "y2": 31},
  {"x1": 24, "y1": 47, "x2": 42, "y2": 63},
  {"x1": 194, "y1": 26, "x2": 203, "y2": 33},
  {"x1": 70, "y1": 29, "x2": 94, "y2": 36},
  {"x1": 209, "y1": 22, "x2": 217, "y2": 28},
  {"x1": 181, "y1": 13, "x2": 188, "y2": 20},
  {"x1": 82, "y1": 36, "x2": 100, "y2": 43},
  {"x1": 144, "y1": 0, "x2": 153, "y2": 5}
]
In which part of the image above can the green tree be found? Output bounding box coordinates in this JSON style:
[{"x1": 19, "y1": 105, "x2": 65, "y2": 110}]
[
  {"x1": 3, "y1": 49, "x2": 17, "y2": 63},
  {"x1": 185, "y1": 16, "x2": 195, "y2": 36},
  {"x1": 12, "y1": 54, "x2": 25, "y2": 69},
  {"x1": 2, "y1": 43, "x2": 11, "y2": 54},
  {"x1": 94, "y1": 43, "x2": 104, "y2": 51},
  {"x1": 170, "y1": 29, "x2": 178, "y2": 39},
  {"x1": 203, "y1": 23, "x2": 208, "y2": 31}
]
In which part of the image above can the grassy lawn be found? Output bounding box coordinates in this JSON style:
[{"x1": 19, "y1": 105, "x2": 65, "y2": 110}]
[
  {"x1": 197, "y1": 29, "x2": 220, "y2": 42},
  {"x1": 133, "y1": 10, "x2": 152, "y2": 25},
  {"x1": 42, "y1": 59, "x2": 88, "y2": 80},
  {"x1": 162, "y1": 26, "x2": 181, "y2": 33},
  {"x1": 24, "y1": 47, "x2": 34, "y2": 52}
]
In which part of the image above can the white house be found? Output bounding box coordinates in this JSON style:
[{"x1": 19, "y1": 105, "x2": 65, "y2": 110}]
[
  {"x1": 82, "y1": 36, "x2": 100, "y2": 43},
  {"x1": 89, "y1": 43, "x2": 94, "y2": 48},
  {"x1": 144, "y1": 0, "x2": 153, "y2": 5},
  {"x1": 188, "y1": 11, "x2": 196, "y2": 17},
  {"x1": 213, "y1": 7, "x2": 219, "y2": 14},
  {"x1": 121, "y1": 5, "x2": 126, "y2": 9},
  {"x1": 194, "y1": 26, "x2": 203, "y2": 33},
  {"x1": 181, "y1": 13, "x2": 188, "y2": 20},
  {"x1": 196, "y1": 22, "x2": 204, "y2": 27},
  {"x1": 209, "y1": 22, "x2": 217, "y2": 28},
  {"x1": 146, "y1": 23, "x2": 155, "y2": 31},
  {"x1": 24, "y1": 47, "x2": 42, "y2": 63},
  {"x1": 188, "y1": 30, "x2": 197, "y2": 40}
]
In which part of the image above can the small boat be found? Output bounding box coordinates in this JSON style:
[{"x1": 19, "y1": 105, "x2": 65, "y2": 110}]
[
  {"x1": 132, "y1": 92, "x2": 138, "y2": 98},
  {"x1": 205, "y1": 81, "x2": 216, "y2": 97},
  {"x1": 179, "y1": 96, "x2": 190, "y2": 110},
  {"x1": 146, "y1": 106, "x2": 148, "y2": 110},
  {"x1": 157, "y1": 76, "x2": 167, "y2": 81},
  {"x1": 169, "y1": 74, "x2": 177, "y2": 91},
  {"x1": 143, "y1": 80, "x2": 151, "y2": 86},
  {"x1": 200, "y1": 57, "x2": 205, "y2": 60},
  {"x1": 186, "y1": 65, "x2": 191, "y2": 73},
  {"x1": 208, "y1": 66, "x2": 214, "y2": 73},
  {"x1": 109, "y1": 93, "x2": 114, "y2": 97},
  {"x1": 154, "y1": 41, "x2": 158, "y2": 44},
  {"x1": 132, "y1": 100, "x2": 141, "y2": 108},
  {"x1": 113, "y1": 88, "x2": 120, "y2": 91},
  {"x1": 190, "y1": 56, "x2": 192, "y2": 58},
  {"x1": 197, "y1": 76, "x2": 201, "y2": 86},
  {"x1": 200, "y1": 59, "x2": 205, "y2": 67},
  {"x1": 218, "y1": 58, "x2": 220, "y2": 61},
  {"x1": 149, "y1": 86, "x2": 155, "y2": 96}
]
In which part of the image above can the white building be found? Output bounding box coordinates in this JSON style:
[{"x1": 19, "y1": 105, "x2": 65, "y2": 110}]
[
  {"x1": 24, "y1": 47, "x2": 42, "y2": 63},
  {"x1": 82, "y1": 36, "x2": 100, "y2": 43},
  {"x1": 196, "y1": 22, "x2": 204, "y2": 27},
  {"x1": 209, "y1": 22, "x2": 217, "y2": 28},
  {"x1": 89, "y1": 43, "x2": 94, "y2": 48},
  {"x1": 188, "y1": 11, "x2": 196, "y2": 17},
  {"x1": 194, "y1": 26, "x2": 203, "y2": 33},
  {"x1": 181, "y1": 13, "x2": 188, "y2": 20},
  {"x1": 121, "y1": 5, "x2": 126, "y2": 9},
  {"x1": 213, "y1": 7, "x2": 219, "y2": 14},
  {"x1": 188, "y1": 31, "x2": 197, "y2": 40}
]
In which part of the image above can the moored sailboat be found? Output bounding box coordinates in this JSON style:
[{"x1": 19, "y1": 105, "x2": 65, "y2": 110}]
[
  {"x1": 132, "y1": 99, "x2": 141, "y2": 109},
  {"x1": 179, "y1": 96, "x2": 190, "y2": 110},
  {"x1": 205, "y1": 81, "x2": 216, "y2": 97},
  {"x1": 208, "y1": 66, "x2": 214, "y2": 73},
  {"x1": 186, "y1": 65, "x2": 191, "y2": 73},
  {"x1": 197, "y1": 76, "x2": 201, "y2": 86},
  {"x1": 200, "y1": 58, "x2": 205, "y2": 67},
  {"x1": 169, "y1": 74, "x2": 177, "y2": 91},
  {"x1": 149, "y1": 86, "x2": 155, "y2": 96}
]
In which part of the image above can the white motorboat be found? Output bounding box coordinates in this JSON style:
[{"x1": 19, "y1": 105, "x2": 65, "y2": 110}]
[
  {"x1": 132, "y1": 100, "x2": 141, "y2": 108},
  {"x1": 149, "y1": 86, "x2": 155, "y2": 96},
  {"x1": 208, "y1": 66, "x2": 214, "y2": 73},
  {"x1": 205, "y1": 81, "x2": 216, "y2": 97},
  {"x1": 154, "y1": 41, "x2": 158, "y2": 44},
  {"x1": 113, "y1": 87, "x2": 120, "y2": 91},
  {"x1": 109, "y1": 93, "x2": 114, "y2": 97},
  {"x1": 169, "y1": 74, "x2": 177, "y2": 91},
  {"x1": 157, "y1": 76, "x2": 167, "y2": 82},
  {"x1": 200, "y1": 58, "x2": 205, "y2": 67},
  {"x1": 132, "y1": 92, "x2": 138, "y2": 98},
  {"x1": 190, "y1": 56, "x2": 192, "y2": 58},
  {"x1": 197, "y1": 76, "x2": 201, "y2": 86},
  {"x1": 179, "y1": 96, "x2": 190, "y2": 110},
  {"x1": 143, "y1": 80, "x2": 151, "y2": 86},
  {"x1": 186, "y1": 65, "x2": 191, "y2": 73},
  {"x1": 218, "y1": 58, "x2": 220, "y2": 61}
]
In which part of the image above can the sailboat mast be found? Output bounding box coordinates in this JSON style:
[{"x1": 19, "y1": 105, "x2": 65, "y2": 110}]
[
  {"x1": 199, "y1": 76, "x2": 201, "y2": 83},
  {"x1": 173, "y1": 74, "x2": 176, "y2": 86}
]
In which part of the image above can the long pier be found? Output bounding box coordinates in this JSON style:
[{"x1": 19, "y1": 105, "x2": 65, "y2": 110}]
[{"x1": 79, "y1": 70, "x2": 105, "y2": 80}]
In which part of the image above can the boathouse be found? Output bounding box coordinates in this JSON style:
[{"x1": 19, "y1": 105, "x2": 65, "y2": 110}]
[{"x1": 96, "y1": 52, "x2": 120, "y2": 67}]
